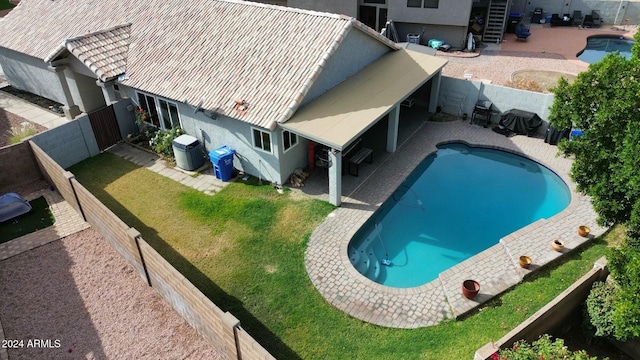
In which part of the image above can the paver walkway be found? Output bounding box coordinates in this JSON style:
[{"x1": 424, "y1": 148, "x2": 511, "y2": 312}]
[
  {"x1": 305, "y1": 120, "x2": 605, "y2": 328},
  {"x1": 107, "y1": 142, "x2": 228, "y2": 195}
]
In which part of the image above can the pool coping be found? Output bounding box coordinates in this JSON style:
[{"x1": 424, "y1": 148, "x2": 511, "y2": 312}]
[{"x1": 304, "y1": 120, "x2": 605, "y2": 328}]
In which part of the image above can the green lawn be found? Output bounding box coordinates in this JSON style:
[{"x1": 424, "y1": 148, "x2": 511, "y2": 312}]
[
  {"x1": 69, "y1": 153, "x2": 620, "y2": 359},
  {"x1": 0, "y1": 0, "x2": 14, "y2": 11}
]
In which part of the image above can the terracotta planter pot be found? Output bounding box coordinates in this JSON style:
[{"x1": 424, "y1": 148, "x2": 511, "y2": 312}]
[
  {"x1": 462, "y1": 279, "x2": 480, "y2": 299},
  {"x1": 519, "y1": 255, "x2": 532, "y2": 268},
  {"x1": 578, "y1": 225, "x2": 591, "y2": 237},
  {"x1": 552, "y1": 239, "x2": 565, "y2": 252}
]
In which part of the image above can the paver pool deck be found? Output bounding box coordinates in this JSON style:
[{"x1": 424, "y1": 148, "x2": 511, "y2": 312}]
[{"x1": 304, "y1": 120, "x2": 606, "y2": 328}]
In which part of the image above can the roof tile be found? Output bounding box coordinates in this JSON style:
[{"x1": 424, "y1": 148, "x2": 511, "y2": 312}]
[{"x1": 0, "y1": 0, "x2": 397, "y2": 128}]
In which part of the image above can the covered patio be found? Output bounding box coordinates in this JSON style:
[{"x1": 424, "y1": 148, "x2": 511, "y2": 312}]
[{"x1": 281, "y1": 44, "x2": 447, "y2": 206}]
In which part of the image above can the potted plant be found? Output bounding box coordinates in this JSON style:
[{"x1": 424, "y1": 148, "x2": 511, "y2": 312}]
[
  {"x1": 551, "y1": 239, "x2": 565, "y2": 252},
  {"x1": 578, "y1": 225, "x2": 590, "y2": 237},
  {"x1": 462, "y1": 279, "x2": 480, "y2": 299},
  {"x1": 519, "y1": 255, "x2": 532, "y2": 268}
]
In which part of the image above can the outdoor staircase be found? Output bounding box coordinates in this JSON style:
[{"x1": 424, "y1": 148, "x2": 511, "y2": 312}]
[{"x1": 483, "y1": 0, "x2": 508, "y2": 43}]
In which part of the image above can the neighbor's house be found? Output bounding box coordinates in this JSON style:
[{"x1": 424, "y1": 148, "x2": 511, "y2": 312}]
[
  {"x1": 287, "y1": 0, "x2": 631, "y2": 47},
  {"x1": 0, "y1": 0, "x2": 447, "y2": 206},
  {"x1": 288, "y1": 0, "x2": 509, "y2": 46}
]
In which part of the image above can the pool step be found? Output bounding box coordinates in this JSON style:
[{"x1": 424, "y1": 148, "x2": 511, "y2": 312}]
[{"x1": 349, "y1": 241, "x2": 382, "y2": 281}]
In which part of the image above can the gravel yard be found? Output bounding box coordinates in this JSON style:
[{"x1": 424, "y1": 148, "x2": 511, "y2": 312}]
[{"x1": 0, "y1": 228, "x2": 222, "y2": 360}]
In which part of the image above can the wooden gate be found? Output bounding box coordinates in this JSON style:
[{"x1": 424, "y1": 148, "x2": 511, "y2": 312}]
[{"x1": 89, "y1": 105, "x2": 121, "y2": 151}]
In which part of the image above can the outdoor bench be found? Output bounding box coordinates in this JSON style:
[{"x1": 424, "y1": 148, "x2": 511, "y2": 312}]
[{"x1": 348, "y1": 147, "x2": 373, "y2": 177}]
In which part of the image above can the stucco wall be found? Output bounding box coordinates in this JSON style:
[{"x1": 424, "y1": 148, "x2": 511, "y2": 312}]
[
  {"x1": 287, "y1": 0, "x2": 357, "y2": 17},
  {"x1": 0, "y1": 48, "x2": 66, "y2": 105},
  {"x1": 387, "y1": 0, "x2": 473, "y2": 27},
  {"x1": 275, "y1": 127, "x2": 308, "y2": 184},
  {"x1": 113, "y1": 99, "x2": 137, "y2": 139},
  {"x1": 120, "y1": 84, "x2": 285, "y2": 185},
  {"x1": 302, "y1": 28, "x2": 392, "y2": 106},
  {"x1": 69, "y1": 73, "x2": 106, "y2": 113},
  {"x1": 394, "y1": 22, "x2": 468, "y2": 48}
]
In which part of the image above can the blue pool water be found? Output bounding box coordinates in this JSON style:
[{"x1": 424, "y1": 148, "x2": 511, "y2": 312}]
[
  {"x1": 348, "y1": 143, "x2": 571, "y2": 288},
  {"x1": 577, "y1": 35, "x2": 634, "y2": 64}
]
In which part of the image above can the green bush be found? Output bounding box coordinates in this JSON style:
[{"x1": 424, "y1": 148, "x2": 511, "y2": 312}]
[
  {"x1": 150, "y1": 127, "x2": 183, "y2": 159},
  {"x1": 496, "y1": 334, "x2": 601, "y2": 360},
  {"x1": 584, "y1": 281, "x2": 617, "y2": 339},
  {"x1": 132, "y1": 106, "x2": 182, "y2": 159}
]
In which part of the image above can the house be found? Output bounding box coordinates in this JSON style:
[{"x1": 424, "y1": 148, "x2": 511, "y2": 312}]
[
  {"x1": 288, "y1": 0, "x2": 509, "y2": 46},
  {"x1": 0, "y1": 0, "x2": 447, "y2": 206},
  {"x1": 287, "y1": 0, "x2": 622, "y2": 46}
]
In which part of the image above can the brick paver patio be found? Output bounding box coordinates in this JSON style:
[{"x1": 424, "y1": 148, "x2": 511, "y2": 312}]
[{"x1": 304, "y1": 119, "x2": 605, "y2": 328}]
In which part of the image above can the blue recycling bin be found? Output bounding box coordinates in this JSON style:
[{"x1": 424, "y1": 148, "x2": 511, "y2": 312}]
[{"x1": 208, "y1": 146, "x2": 236, "y2": 181}]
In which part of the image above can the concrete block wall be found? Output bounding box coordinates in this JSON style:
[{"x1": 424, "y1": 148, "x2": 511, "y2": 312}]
[
  {"x1": 474, "y1": 257, "x2": 609, "y2": 360},
  {"x1": 0, "y1": 141, "x2": 42, "y2": 193},
  {"x1": 137, "y1": 239, "x2": 240, "y2": 360},
  {"x1": 440, "y1": 77, "x2": 555, "y2": 134},
  {"x1": 236, "y1": 328, "x2": 277, "y2": 360},
  {"x1": 29, "y1": 141, "x2": 80, "y2": 214},
  {"x1": 30, "y1": 115, "x2": 99, "y2": 169}
]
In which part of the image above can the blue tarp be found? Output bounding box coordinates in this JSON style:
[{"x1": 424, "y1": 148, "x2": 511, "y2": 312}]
[{"x1": 0, "y1": 192, "x2": 32, "y2": 222}]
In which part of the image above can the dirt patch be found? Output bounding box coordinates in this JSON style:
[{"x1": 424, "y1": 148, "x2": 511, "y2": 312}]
[
  {"x1": 508, "y1": 70, "x2": 577, "y2": 93},
  {"x1": 0, "y1": 109, "x2": 47, "y2": 147}
]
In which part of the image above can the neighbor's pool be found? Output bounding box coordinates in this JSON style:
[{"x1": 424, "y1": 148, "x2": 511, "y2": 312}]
[
  {"x1": 348, "y1": 143, "x2": 571, "y2": 288},
  {"x1": 577, "y1": 35, "x2": 634, "y2": 64}
]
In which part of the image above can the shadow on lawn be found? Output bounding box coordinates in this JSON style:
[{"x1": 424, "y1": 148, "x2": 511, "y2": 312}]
[{"x1": 72, "y1": 160, "x2": 302, "y2": 360}]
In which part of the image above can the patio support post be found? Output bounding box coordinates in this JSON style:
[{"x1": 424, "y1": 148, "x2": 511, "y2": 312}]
[
  {"x1": 386, "y1": 105, "x2": 399, "y2": 153},
  {"x1": 328, "y1": 148, "x2": 342, "y2": 206},
  {"x1": 47, "y1": 63, "x2": 81, "y2": 119},
  {"x1": 429, "y1": 71, "x2": 442, "y2": 114},
  {"x1": 97, "y1": 79, "x2": 118, "y2": 105}
]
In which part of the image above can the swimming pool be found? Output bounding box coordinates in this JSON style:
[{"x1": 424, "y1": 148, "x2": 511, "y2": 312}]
[
  {"x1": 348, "y1": 143, "x2": 571, "y2": 288},
  {"x1": 577, "y1": 35, "x2": 634, "y2": 64}
]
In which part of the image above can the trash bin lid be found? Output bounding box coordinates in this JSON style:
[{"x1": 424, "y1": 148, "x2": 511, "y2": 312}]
[
  {"x1": 173, "y1": 134, "x2": 199, "y2": 146},
  {"x1": 208, "y1": 146, "x2": 235, "y2": 160}
]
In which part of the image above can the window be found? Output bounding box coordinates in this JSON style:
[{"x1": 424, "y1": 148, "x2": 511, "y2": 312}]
[
  {"x1": 252, "y1": 128, "x2": 272, "y2": 153},
  {"x1": 407, "y1": 0, "x2": 438, "y2": 8},
  {"x1": 282, "y1": 130, "x2": 298, "y2": 152},
  {"x1": 423, "y1": 0, "x2": 438, "y2": 8},
  {"x1": 363, "y1": 0, "x2": 385, "y2": 3},
  {"x1": 136, "y1": 92, "x2": 181, "y2": 130},
  {"x1": 159, "y1": 99, "x2": 180, "y2": 129}
]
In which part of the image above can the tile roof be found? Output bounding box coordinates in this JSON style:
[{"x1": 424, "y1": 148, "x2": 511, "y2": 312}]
[
  {"x1": 45, "y1": 24, "x2": 132, "y2": 82},
  {"x1": 0, "y1": 0, "x2": 399, "y2": 129}
]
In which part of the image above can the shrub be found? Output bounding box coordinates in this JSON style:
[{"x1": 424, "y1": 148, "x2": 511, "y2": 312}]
[
  {"x1": 584, "y1": 281, "x2": 617, "y2": 339},
  {"x1": 133, "y1": 107, "x2": 158, "y2": 142},
  {"x1": 496, "y1": 334, "x2": 601, "y2": 360},
  {"x1": 132, "y1": 107, "x2": 182, "y2": 159},
  {"x1": 150, "y1": 127, "x2": 182, "y2": 159},
  {"x1": 8, "y1": 123, "x2": 39, "y2": 144}
]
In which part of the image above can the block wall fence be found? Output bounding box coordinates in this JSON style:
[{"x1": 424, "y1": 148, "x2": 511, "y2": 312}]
[{"x1": 24, "y1": 140, "x2": 275, "y2": 360}]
